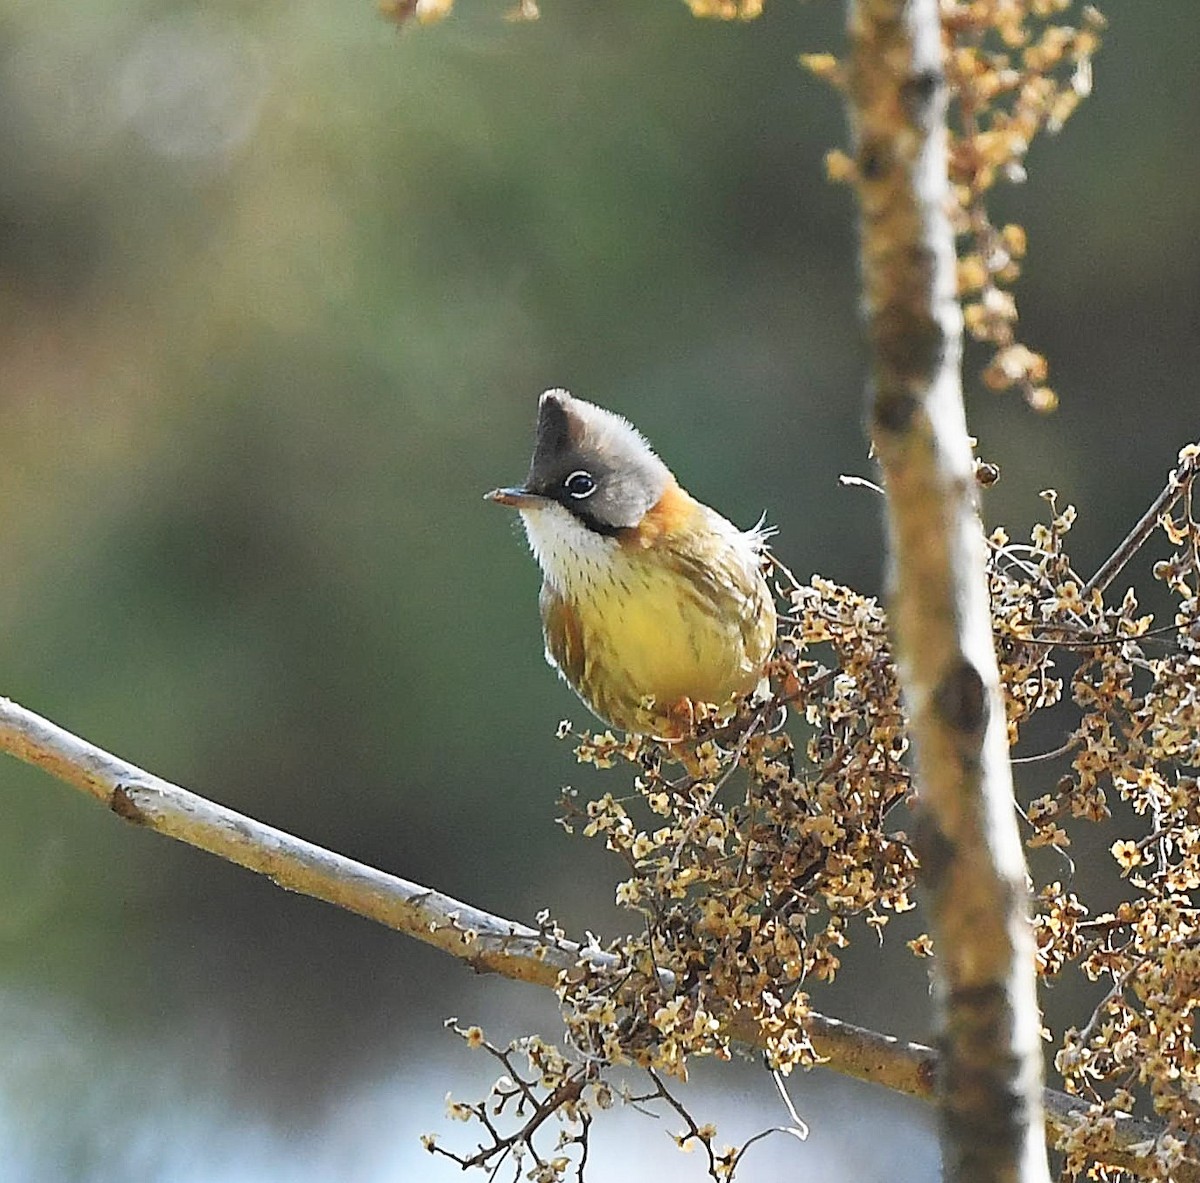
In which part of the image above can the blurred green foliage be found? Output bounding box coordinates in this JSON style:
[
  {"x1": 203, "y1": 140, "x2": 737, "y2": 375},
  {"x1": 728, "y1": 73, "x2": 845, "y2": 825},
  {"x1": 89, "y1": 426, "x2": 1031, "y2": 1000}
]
[{"x1": 0, "y1": 1, "x2": 1197, "y2": 1178}]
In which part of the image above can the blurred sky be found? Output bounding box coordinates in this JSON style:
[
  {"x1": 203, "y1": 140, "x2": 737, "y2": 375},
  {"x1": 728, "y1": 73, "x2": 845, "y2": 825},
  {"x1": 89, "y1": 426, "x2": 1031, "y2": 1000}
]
[{"x1": 0, "y1": 1, "x2": 1197, "y2": 1180}]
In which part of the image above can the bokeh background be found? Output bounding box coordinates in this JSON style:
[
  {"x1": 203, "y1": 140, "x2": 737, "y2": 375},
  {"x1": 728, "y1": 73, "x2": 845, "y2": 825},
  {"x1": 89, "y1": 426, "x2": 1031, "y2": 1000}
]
[{"x1": 1, "y1": 2, "x2": 1197, "y2": 1179}]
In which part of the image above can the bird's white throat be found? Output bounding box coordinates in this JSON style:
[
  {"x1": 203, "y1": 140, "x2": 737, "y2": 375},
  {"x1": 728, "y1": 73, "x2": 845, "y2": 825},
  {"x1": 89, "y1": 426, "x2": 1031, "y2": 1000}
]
[{"x1": 518, "y1": 502, "x2": 621, "y2": 600}]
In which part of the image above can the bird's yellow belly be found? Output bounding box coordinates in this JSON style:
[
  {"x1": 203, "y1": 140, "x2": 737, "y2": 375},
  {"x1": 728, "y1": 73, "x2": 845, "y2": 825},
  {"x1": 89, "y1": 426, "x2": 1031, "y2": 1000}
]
[
  {"x1": 587, "y1": 580, "x2": 744, "y2": 699},
  {"x1": 562, "y1": 558, "x2": 771, "y2": 736}
]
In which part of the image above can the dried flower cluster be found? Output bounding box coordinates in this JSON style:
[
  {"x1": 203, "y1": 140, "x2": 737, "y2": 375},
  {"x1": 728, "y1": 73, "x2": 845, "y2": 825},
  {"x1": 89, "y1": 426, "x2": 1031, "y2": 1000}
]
[
  {"x1": 944, "y1": 0, "x2": 1104, "y2": 411},
  {"x1": 553, "y1": 561, "x2": 916, "y2": 1083},
  {"x1": 431, "y1": 445, "x2": 1200, "y2": 1182},
  {"x1": 432, "y1": 564, "x2": 915, "y2": 1181},
  {"x1": 1023, "y1": 447, "x2": 1200, "y2": 1180},
  {"x1": 803, "y1": 0, "x2": 1105, "y2": 412}
]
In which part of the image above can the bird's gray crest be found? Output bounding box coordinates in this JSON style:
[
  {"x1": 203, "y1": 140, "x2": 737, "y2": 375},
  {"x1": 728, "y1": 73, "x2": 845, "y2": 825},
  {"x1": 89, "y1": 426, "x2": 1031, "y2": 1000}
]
[{"x1": 526, "y1": 389, "x2": 672, "y2": 532}]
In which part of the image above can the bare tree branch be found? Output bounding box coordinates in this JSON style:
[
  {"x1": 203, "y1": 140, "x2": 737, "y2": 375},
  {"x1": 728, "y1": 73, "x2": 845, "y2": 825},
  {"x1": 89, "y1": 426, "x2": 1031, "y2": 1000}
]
[
  {"x1": 847, "y1": 2, "x2": 1049, "y2": 1180},
  {"x1": 0, "y1": 695, "x2": 565, "y2": 986}
]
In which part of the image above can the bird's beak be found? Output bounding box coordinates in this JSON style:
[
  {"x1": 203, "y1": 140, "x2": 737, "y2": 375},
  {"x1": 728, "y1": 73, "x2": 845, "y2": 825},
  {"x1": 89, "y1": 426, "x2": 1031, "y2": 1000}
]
[{"x1": 484, "y1": 486, "x2": 545, "y2": 509}]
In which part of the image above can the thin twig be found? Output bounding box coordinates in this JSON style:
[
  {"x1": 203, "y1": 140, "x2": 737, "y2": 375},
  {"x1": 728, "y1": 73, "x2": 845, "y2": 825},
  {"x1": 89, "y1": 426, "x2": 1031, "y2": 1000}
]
[
  {"x1": 1011, "y1": 736, "x2": 1079, "y2": 765},
  {"x1": 839, "y1": 473, "x2": 885, "y2": 496},
  {"x1": 1082, "y1": 449, "x2": 1198, "y2": 598},
  {"x1": 1075, "y1": 954, "x2": 1143, "y2": 1053},
  {"x1": 668, "y1": 711, "x2": 764, "y2": 872},
  {"x1": 769, "y1": 1068, "x2": 810, "y2": 1140},
  {"x1": 645, "y1": 1069, "x2": 720, "y2": 1180}
]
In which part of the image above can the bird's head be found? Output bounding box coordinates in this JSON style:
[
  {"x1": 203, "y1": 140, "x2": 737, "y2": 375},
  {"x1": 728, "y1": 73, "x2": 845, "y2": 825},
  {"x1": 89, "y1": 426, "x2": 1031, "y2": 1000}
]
[{"x1": 485, "y1": 389, "x2": 674, "y2": 538}]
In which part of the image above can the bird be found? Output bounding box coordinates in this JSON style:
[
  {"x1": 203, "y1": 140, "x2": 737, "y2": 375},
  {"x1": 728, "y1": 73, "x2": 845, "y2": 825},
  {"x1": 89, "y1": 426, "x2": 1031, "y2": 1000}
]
[{"x1": 486, "y1": 389, "x2": 776, "y2": 739}]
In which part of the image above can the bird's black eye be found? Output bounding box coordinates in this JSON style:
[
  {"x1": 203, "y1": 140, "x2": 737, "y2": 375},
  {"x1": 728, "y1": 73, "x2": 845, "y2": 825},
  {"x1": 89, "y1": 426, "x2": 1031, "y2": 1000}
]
[{"x1": 564, "y1": 470, "x2": 597, "y2": 499}]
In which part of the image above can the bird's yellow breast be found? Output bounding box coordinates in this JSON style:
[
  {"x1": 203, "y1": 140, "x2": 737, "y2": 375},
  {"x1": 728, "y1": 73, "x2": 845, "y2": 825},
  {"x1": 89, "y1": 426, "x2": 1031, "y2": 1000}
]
[{"x1": 521, "y1": 486, "x2": 775, "y2": 737}]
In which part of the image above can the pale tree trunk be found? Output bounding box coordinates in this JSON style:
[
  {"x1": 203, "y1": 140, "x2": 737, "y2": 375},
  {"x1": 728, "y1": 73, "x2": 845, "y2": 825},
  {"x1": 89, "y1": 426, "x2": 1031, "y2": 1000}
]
[{"x1": 845, "y1": 3, "x2": 1051, "y2": 1181}]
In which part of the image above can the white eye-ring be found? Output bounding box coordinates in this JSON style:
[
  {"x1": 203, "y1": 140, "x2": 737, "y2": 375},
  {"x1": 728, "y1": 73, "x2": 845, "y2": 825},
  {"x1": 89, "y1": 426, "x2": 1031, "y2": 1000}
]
[{"x1": 564, "y1": 470, "x2": 597, "y2": 499}]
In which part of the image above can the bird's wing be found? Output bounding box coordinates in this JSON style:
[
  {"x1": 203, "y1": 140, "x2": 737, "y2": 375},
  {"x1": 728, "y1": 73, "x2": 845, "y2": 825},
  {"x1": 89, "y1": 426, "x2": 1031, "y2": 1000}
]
[
  {"x1": 661, "y1": 524, "x2": 778, "y2": 674},
  {"x1": 538, "y1": 581, "x2": 587, "y2": 688}
]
